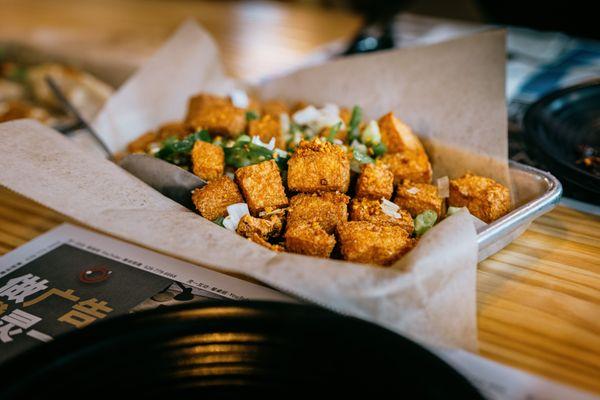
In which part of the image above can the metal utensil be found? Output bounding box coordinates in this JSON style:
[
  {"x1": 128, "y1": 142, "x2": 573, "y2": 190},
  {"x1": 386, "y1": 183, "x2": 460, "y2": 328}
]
[{"x1": 119, "y1": 154, "x2": 206, "y2": 210}]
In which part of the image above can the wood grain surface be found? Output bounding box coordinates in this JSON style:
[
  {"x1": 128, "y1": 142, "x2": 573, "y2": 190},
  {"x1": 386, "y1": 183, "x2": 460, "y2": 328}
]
[{"x1": 1, "y1": 0, "x2": 599, "y2": 394}]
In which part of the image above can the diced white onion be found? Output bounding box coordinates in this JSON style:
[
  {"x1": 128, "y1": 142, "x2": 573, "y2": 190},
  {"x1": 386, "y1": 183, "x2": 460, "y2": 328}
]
[
  {"x1": 223, "y1": 203, "x2": 249, "y2": 231},
  {"x1": 279, "y1": 113, "x2": 290, "y2": 135},
  {"x1": 251, "y1": 135, "x2": 276, "y2": 151},
  {"x1": 333, "y1": 138, "x2": 344, "y2": 145},
  {"x1": 229, "y1": 89, "x2": 249, "y2": 108},
  {"x1": 360, "y1": 120, "x2": 381, "y2": 145},
  {"x1": 292, "y1": 104, "x2": 344, "y2": 133},
  {"x1": 292, "y1": 105, "x2": 321, "y2": 125},
  {"x1": 437, "y1": 176, "x2": 449, "y2": 198},
  {"x1": 381, "y1": 198, "x2": 402, "y2": 219},
  {"x1": 274, "y1": 148, "x2": 288, "y2": 158},
  {"x1": 350, "y1": 140, "x2": 368, "y2": 154},
  {"x1": 407, "y1": 187, "x2": 420, "y2": 195}
]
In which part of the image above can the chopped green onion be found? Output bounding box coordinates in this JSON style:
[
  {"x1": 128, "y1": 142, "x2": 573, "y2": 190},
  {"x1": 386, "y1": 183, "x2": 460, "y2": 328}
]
[
  {"x1": 360, "y1": 120, "x2": 381, "y2": 146},
  {"x1": 213, "y1": 216, "x2": 225, "y2": 227},
  {"x1": 347, "y1": 105, "x2": 362, "y2": 142},
  {"x1": 414, "y1": 210, "x2": 438, "y2": 236},
  {"x1": 327, "y1": 121, "x2": 342, "y2": 143},
  {"x1": 372, "y1": 142, "x2": 387, "y2": 157},
  {"x1": 155, "y1": 130, "x2": 211, "y2": 166},
  {"x1": 245, "y1": 110, "x2": 259, "y2": 121}
]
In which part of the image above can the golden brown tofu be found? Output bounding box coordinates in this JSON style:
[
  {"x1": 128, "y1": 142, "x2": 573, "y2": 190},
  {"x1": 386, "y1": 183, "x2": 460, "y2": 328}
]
[
  {"x1": 379, "y1": 149, "x2": 432, "y2": 184},
  {"x1": 394, "y1": 182, "x2": 445, "y2": 218},
  {"x1": 248, "y1": 114, "x2": 284, "y2": 149},
  {"x1": 157, "y1": 121, "x2": 194, "y2": 140},
  {"x1": 235, "y1": 160, "x2": 289, "y2": 215},
  {"x1": 185, "y1": 93, "x2": 246, "y2": 137},
  {"x1": 236, "y1": 214, "x2": 282, "y2": 239},
  {"x1": 287, "y1": 138, "x2": 350, "y2": 193},
  {"x1": 287, "y1": 192, "x2": 349, "y2": 234},
  {"x1": 191, "y1": 140, "x2": 224, "y2": 181},
  {"x1": 127, "y1": 131, "x2": 158, "y2": 154},
  {"x1": 336, "y1": 221, "x2": 412, "y2": 266},
  {"x1": 191, "y1": 176, "x2": 244, "y2": 221},
  {"x1": 261, "y1": 100, "x2": 289, "y2": 117},
  {"x1": 355, "y1": 162, "x2": 394, "y2": 199},
  {"x1": 377, "y1": 112, "x2": 424, "y2": 154},
  {"x1": 350, "y1": 198, "x2": 414, "y2": 235},
  {"x1": 449, "y1": 173, "x2": 511, "y2": 223},
  {"x1": 285, "y1": 221, "x2": 336, "y2": 258}
]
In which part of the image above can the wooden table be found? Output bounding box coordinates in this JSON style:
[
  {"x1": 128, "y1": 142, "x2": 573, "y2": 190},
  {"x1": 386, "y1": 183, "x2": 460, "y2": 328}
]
[{"x1": 2, "y1": 0, "x2": 599, "y2": 394}]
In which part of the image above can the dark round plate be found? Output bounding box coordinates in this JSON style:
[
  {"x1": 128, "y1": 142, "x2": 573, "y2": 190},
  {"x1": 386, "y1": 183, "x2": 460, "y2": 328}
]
[
  {"x1": 523, "y1": 80, "x2": 600, "y2": 204},
  {"x1": 0, "y1": 301, "x2": 481, "y2": 399}
]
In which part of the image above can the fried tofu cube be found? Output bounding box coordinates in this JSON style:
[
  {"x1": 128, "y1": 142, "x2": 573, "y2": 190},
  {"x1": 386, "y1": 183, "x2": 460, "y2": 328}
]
[
  {"x1": 191, "y1": 140, "x2": 224, "y2": 181},
  {"x1": 261, "y1": 100, "x2": 289, "y2": 117},
  {"x1": 185, "y1": 93, "x2": 246, "y2": 137},
  {"x1": 355, "y1": 162, "x2": 394, "y2": 199},
  {"x1": 350, "y1": 198, "x2": 414, "y2": 235},
  {"x1": 336, "y1": 221, "x2": 413, "y2": 266},
  {"x1": 191, "y1": 176, "x2": 243, "y2": 221},
  {"x1": 246, "y1": 233, "x2": 285, "y2": 252},
  {"x1": 157, "y1": 121, "x2": 194, "y2": 140},
  {"x1": 287, "y1": 192, "x2": 349, "y2": 234},
  {"x1": 449, "y1": 173, "x2": 511, "y2": 223},
  {"x1": 287, "y1": 138, "x2": 350, "y2": 193},
  {"x1": 237, "y1": 214, "x2": 282, "y2": 239},
  {"x1": 379, "y1": 149, "x2": 432, "y2": 184},
  {"x1": 378, "y1": 112, "x2": 424, "y2": 154},
  {"x1": 127, "y1": 131, "x2": 158, "y2": 153},
  {"x1": 248, "y1": 114, "x2": 284, "y2": 149},
  {"x1": 285, "y1": 221, "x2": 336, "y2": 258},
  {"x1": 235, "y1": 160, "x2": 289, "y2": 215},
  {"x1": 394, "y1": 182, "x2": 445, "y2": 218}
]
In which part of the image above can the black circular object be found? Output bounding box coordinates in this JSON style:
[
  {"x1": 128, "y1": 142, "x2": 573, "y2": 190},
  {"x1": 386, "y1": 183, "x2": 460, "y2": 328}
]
[
  {"x1": 0, "y1": 301, "x2": 481, "y2": 399},
  {"x1": 523, "y1": 80, "x2": 600, "y2": 204}
]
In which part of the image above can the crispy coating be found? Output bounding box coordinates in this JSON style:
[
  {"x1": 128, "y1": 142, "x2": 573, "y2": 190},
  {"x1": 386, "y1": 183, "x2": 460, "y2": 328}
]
[
  {"x1": 191, "y1": 140, "x2": 225, "y2": 181},
  {"x1": 246, "y1": 233, "x2": 285, "y2": 252},
  {"x1": 378, "y1": 112, "x2": 425, "y2": 154},
  {"x1": 394, "y1": 182, "x2": 445, "y2": 218},
  {"x1": 355, "y1": 162, "x2": 394, "y2": 199},
  {"x1": 350, "y1": 198, "x2": 414, "y2": 235},
  {"x1": 237, "y1": 214, "x2": 282, "y2": 239},
  {"x1": 261, "y1": 100, "x2": 289, "y2": 117},
  {"x1": 285, "y1": 221, "x2": 336, "y2": 258},
  {"x1": 191, "y1": 176, "x2": 244, "y2": 221},
  {"x1": 248, "y1": 114, "x2": 284, "y2": 148},
  {"x1": 336, "y1": 221, "x2": 412, "y2": 266},
  {"x1": 235, "y1": 160, "x2": 289, "y2": 215},
  {"x1": 287, "y1": 192, "x2": 349, "y2": 234},
  {"x1": 185, "y1": 93, "x2": 246, "y2": 137},
  {"x1": 379, "y1": 149, "x2": 432, "y2": 184},
  {"x1": 127, "y1": 131, "x2": 157, "y2": 153},
  {"x1": 287, "y1": 138, "x2": 350, "y2": 193},
  {"x1": 449, "y1": 173, "x2": 511, "y2": 223},
  {"x1": 157, "y1": 121, "x2": 194, "y2": 140}
]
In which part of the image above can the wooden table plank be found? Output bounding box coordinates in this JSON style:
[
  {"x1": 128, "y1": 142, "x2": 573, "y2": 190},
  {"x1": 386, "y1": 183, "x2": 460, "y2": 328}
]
[{"x1": 2, "y1": 0, "x2": 600, "y2": 394}]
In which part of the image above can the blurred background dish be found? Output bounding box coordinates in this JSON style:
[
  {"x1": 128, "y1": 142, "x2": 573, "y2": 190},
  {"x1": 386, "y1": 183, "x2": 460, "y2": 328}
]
[{"x1": 0, "y1": 301, "x2": 482, "y2": 399}]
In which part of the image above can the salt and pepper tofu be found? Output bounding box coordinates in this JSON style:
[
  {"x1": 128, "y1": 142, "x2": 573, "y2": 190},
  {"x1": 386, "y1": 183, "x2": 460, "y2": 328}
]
[
  {"x1": 394, "y1": 182, "x2": 445, "y2": 218},
  {"x1": 350, "y1": 198, "x2": 414, "y2": 235},
  {"x1": 287, "y1": 192, "x2": 349, "y2": 234},
  {"x1": 449, "y1": 173, "x2": 511, "y2": 223},
  {"x1": 191, "y1": 140, "x2": 224, "y2": 181},
  {"x1": 191, "y1": 176, "x2": 244, "y2": 221},
  {"x1": 127, "y1": 131, "x2": 158, "y2": 153},
  {"x1": 185, "y1": 93, "x2": 246, "y2": 137},
  {"x1": 355, "y1": 162, "x2": 394, "y2": 199},
  {"x1": 247, "y1": 233, "x2": 285, "y2": 252},
  {"x1": 248, "y1": 114, "x2": 284, "y2": 148},
  {"x1": 237, "y1": 214, "x2": 282, "y2": 239},
  {"x1": 235, "y1": 160, "x2": 289, "y2": 215},
  {"x1": 261, "y1": 100, "x2": 289, "y2": 117},
  {"x1": 336, "y1": 221, "x2": 413, "y2": 266},
  {"x1": 378, "y1": 112, "x2": 424, "y2": 154},
  {"x1": 380, "y1": 150, "x2": 432, "y2": 184},
  {"x1": 287, "y1": 138, "x2": 350, "y2": 193},
  {"x1": 157, "y1": 121, "x2": 194, "y2": 140},
  {"x1": 285, "y1": 221, "x2": 336, "y2": 258}
]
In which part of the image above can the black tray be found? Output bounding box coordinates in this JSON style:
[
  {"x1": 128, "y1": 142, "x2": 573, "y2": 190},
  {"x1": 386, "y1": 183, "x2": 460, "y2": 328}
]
[
  {"x1": 523, "y1": 80, "x2": 600, "y2": 204},
  {"x1": 0, "y1": 301, "x2": 481, "y2": 399}
]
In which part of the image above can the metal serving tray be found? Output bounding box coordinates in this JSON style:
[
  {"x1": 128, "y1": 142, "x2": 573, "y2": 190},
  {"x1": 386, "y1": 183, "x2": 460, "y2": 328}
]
[{"x1": 476, "y1": 161, "x2": 562, "y2": 261}]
